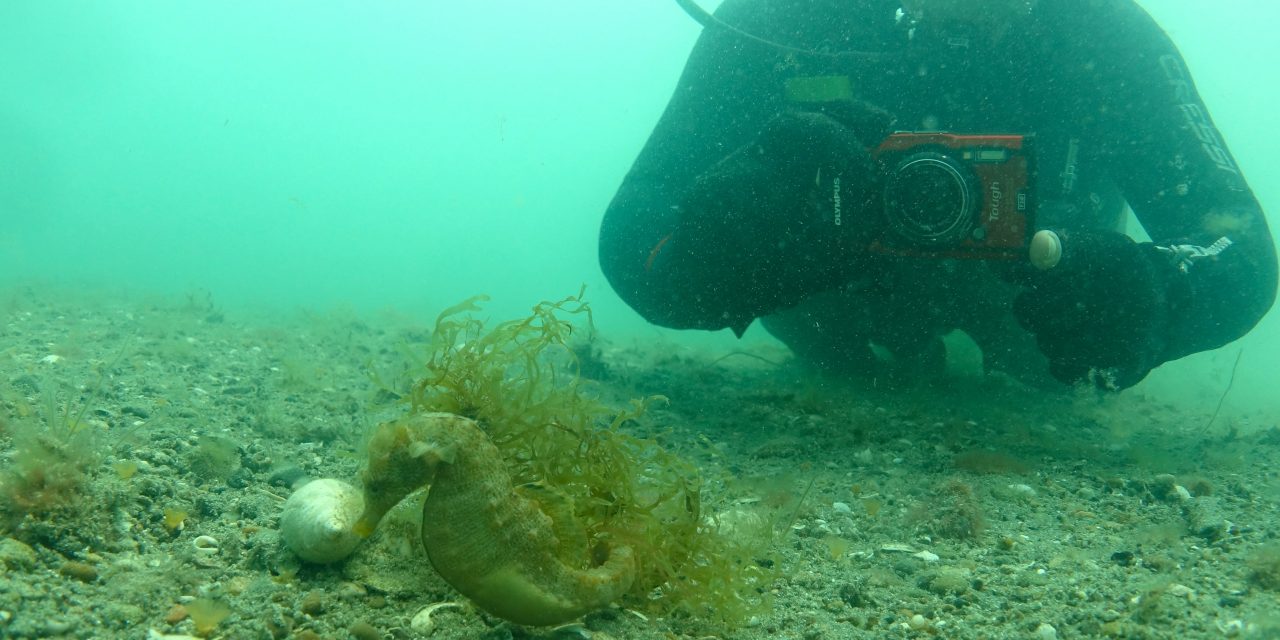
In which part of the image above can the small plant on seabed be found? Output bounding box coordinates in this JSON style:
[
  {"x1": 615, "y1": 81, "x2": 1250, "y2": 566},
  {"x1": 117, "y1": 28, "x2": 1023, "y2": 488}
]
[
  {"x1": 909, "y1": 478, "x2": 985, "y2": 541},
  {"x1": 0, "y1": 381, "x2": 102, "y2": 533},
  {"x1": 1248, "y1": 542, "x2": 1280, "y2": 591}
]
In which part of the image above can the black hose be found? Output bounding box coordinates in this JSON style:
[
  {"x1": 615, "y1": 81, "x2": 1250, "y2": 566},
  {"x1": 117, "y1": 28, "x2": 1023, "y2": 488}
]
[
  {"x1": 671, "y1": 0, "x2": 900, "y2": 61},
  {"x1": 673, "y1": 0, "x2": 715, "y2": 27}
]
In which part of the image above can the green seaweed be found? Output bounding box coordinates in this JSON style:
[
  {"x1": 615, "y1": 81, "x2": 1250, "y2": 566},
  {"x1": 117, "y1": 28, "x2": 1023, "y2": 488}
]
[
  {"x1": 184, "y1": 435, "x2": 242, "y2": 483},
  {"x1": 0, "y1": 380, "x2": 101, "y2": 531},
  {"x1": 1248, "y1": 542, "x2": 1280, "y2": 591},
  {"x1": 400, "y1": 289, "x2": 774, "y2": 629}
]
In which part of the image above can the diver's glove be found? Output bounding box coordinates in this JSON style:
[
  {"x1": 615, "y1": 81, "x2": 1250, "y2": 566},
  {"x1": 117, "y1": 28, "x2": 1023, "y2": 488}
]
[
  {"x1": 668, "y1": 105, "x2": 895, "y2": 330},
  {"x1": 1013, "y1": 228, "x2": 1180, "y2": 390}
]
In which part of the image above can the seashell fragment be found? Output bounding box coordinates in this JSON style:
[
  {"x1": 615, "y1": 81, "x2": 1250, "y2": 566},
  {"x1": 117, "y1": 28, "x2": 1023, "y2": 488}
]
[
  {"x1": 880, "y1": 543, "x2": 917, "y2": 553},
  {"x1": 410, "y1": 602, "x2": 462, "y2": 635},
  {"x1": 191, "y1": 535, "x2": 219, "y2": 556},
  {"x1": 913, "y1": 550, "x2": 940, "y2": 562}
]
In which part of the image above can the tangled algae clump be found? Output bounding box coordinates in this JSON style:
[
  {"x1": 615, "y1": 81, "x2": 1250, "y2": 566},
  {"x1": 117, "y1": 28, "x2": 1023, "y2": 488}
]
[{"x1": 362, "y1": 291, "x2": 774, "y2": 628}]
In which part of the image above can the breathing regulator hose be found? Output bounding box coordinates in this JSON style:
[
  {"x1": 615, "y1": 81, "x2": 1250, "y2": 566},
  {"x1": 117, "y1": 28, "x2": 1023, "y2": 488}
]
[
  {"x1": 671, "y1": 0, "x2": 899, "y2": 60},
  {"x1": 673, "y1": 0, "x2": 716, "y2": 27}
]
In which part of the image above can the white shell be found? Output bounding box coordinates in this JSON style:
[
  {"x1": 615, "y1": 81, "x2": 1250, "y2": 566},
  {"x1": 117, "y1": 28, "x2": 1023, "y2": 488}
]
[
  {"x1": 191, "y1": 535, "x2": 219, "y2": 556},
  {"x1": 912, "y1": 550, "x2": 940, "y2": 562},
  {"x1": 410, "y1": 602, "x2": 462, "y2": 634},
  {"x1": 280, "y1": 478, "x2": 364, "y2": 564}
]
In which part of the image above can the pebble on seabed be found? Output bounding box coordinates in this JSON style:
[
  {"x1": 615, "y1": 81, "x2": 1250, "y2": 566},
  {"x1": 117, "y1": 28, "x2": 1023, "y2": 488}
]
[{"x1": 1034, "y1": 622, "x2": 1058, "y2": 640}]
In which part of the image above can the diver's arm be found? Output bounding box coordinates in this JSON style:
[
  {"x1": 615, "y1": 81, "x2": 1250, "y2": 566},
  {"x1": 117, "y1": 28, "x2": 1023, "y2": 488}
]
[
  {"x1": 599, "y1": 0, "x2": 789, "y2": 332},
  {"x1": 599, "y1": 1, "x2": 886, "y2": 334},
  {"x1": 1096, "y1": 2, "x2": 1277, "y2": 361}
]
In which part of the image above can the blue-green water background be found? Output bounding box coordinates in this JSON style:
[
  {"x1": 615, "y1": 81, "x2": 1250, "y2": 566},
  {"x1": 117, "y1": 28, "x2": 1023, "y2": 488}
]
[{"x1": 2, "y1": 1, "x2": 1276, "y2": 414}]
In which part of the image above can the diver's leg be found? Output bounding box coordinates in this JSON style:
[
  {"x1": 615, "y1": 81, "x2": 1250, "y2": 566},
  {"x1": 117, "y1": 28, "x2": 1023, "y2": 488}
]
[
  {"x1": 964, "y1": 317, "x2": 1056, "y2": 387},
  {"x1": 869, "y1": 316, "x2": 948, "y2": 381},
  {"x1": 953, "y1": 270, "x2": 1058, "y2": 388},
  {"x1": 761, "y1": 285, "x2": 949, "y2": 382},
  {"x1": 760, "y1": 288, "x2": 879, "y2": 376}
]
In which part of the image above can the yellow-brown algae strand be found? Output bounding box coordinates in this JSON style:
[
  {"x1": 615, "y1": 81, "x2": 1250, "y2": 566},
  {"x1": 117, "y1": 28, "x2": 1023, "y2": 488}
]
[{"x1": 357, "y1": 412, "x2": 637, "y2": 626}]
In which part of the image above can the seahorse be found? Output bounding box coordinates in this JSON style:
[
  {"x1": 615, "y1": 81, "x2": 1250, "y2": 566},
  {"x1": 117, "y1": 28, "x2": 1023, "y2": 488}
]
[{"x1": 353, "y1": 412, "x2": 637, "y2": 626}]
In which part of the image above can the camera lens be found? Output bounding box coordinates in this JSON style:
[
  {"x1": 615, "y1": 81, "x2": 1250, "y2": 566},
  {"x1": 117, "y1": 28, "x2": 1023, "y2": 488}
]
[{"x1": 883, "y1": 151, "x2": 977, "y2": 247}]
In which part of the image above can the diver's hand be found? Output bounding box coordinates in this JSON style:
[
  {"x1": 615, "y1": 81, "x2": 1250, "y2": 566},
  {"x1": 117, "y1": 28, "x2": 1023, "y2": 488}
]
[
  {"x1": 676, "y1": 108, "x2": 890, "y2": 279},
  {"x1": 650, "y1": 105, "x2": 895, "y2": 334},
  {"x1": 1014, "y1": 229, "x2": 1176, "y2": 390}
]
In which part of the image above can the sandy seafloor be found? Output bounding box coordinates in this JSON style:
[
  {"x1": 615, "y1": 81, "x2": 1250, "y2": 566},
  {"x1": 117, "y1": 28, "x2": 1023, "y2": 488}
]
[{"x1": 2, "y1": 285, "x2": 1279, "y2": 640}]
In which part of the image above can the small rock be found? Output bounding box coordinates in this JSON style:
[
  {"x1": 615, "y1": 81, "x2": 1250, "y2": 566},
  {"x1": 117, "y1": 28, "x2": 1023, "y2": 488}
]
[
  {"x1": 43, "y1": 618, "x2": 77, "y2": 635},
  {"x1": 224, "y1": 576, "x2": 252, "y2": 596},
  {"x1": 914, "y1": 550, "x2": 940, "y2": 563},
  {"x1": 100, "y1": 602, "x2": 146, "y2": 627},
  {"x1": 1217, "y1": 619, "x2": 1245, "y2": 637},
  {"x1": 336, "y1": 582, "x2": 368, "y2": 600},
  {"x1": 1150, "y1": 474, "x2": 1178, "y2": 500},
  {"x1": 348, "y1": 621, "x2": 380, "y2": 640},
  {"x1": 924, "y1": 567, "x2": 969, "y2": 595},
  {"x1": 0, "y1": 538, "x2": 37, "y2": 571},
  {"x1": 907, "y1": 614, "x2": 928, "y2": 630},
  {"x1": 1034, "y1": 622, "x2": 1058, "y2": 640},
  {"x1": 300, "y1": 590, "x2": 326, "y2": 616},
  {"x1": 269, "y1": 466, "x2": 311, "y2": 490},
  {"x1": 147, "y1": 630, "x2": 201, "y2": 640},
  {"x1": 839, "y1": 582, "x2": 876, "y2": 608},
  {"x1": 59, "y1": 561, "x2": 99, "y2": 583},
  {"x1": 1006, "y1": 483, "x2": 1037, "y2": 499},
  {"x1": 1184, "y1": 497, "x2": 1233, "y2": 541},
  {"x1": 1110, "y1": 550, "x2": 1136, "y2": 567},
  {"x1": 10, "y1": 375, "x2": 40, "y2": 394},
  {"x1": 122, "y1": 405, "x2": 151, "y2": 419},
  {"x1": 881, "y1": 543, "x2": 916, "y2": 553},
  {"x1": 165, "y1": 604, "x2": 189, "y2": 625}
]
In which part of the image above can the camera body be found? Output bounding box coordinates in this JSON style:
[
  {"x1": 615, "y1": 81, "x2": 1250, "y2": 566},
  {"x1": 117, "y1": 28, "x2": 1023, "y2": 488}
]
[{"x1": 868, "y1": 132, "x2": 1035, "y2": 260}]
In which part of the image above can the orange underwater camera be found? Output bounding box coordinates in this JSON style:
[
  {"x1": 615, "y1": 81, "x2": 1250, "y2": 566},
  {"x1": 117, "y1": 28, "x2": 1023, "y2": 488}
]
[{"x1": 868, "y1": 132, "x2": 1035, "y2": 260}]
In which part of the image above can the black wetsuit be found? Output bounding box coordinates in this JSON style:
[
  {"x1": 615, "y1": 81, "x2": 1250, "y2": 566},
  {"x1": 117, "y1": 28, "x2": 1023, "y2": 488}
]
[{"x1": 599, "y1": 0, "x2": 1276, "y2": 381}]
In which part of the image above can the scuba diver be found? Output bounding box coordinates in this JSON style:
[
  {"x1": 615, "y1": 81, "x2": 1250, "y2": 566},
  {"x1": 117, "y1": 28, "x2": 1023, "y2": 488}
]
[{"x1": 598, "y1": 0, "x2": 1277, "y2": 390}]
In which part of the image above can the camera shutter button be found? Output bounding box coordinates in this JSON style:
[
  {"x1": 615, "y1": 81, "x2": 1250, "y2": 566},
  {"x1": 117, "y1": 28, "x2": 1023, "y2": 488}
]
[{"x1": 1029, "y1": 230, "x2": 1063, "y2": 270}]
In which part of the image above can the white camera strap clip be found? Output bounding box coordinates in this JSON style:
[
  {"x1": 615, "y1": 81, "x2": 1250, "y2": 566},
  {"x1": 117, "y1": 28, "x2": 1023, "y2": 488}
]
[{"x1": 1155, "y1": 236, "x2": 1233, "y2": 274}]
